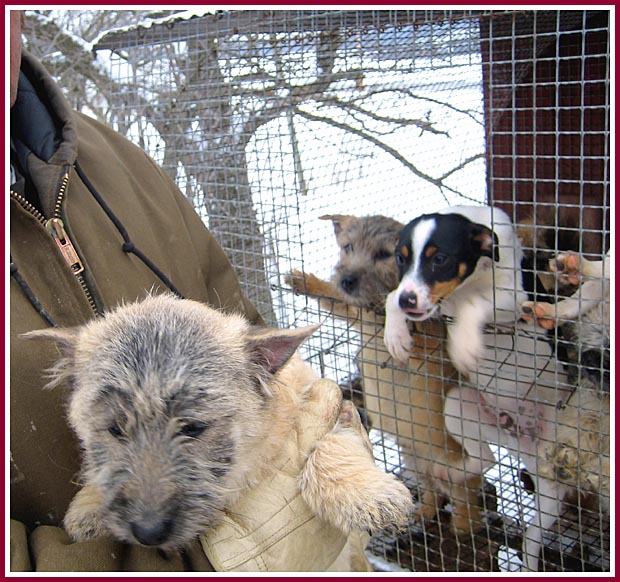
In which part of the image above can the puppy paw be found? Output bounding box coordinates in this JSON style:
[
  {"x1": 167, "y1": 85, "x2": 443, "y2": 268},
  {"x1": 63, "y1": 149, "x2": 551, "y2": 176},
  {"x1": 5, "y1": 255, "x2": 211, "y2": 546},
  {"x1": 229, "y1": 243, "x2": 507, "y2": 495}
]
[
  {"x1": 64, "y1": 485, "x2": 107, "y2": 541},
  {"x1": 300, "y1": 423, "x2": 413, "y2": 533},
  {"x1": 284, "y1": 269, "x2": 305, "y2": 292},
  {"x1": 521, "y1": 300, "x2": 557, "y2": 330},
  {"x1": 383, "y1": 323, "x2": 413, "y2": 364},
  {"x1": 383, "y1": 293, "x2": 413, "y2": 363},
  {"x1": 447, "y1": 326, "x2": 482, "y2": 376},
  {"x1": 284, "y1": 270, "x2": 335, "y2": 297},
  {"x1": 550, "y1": 252, "x2": 582, "y2": 286}
]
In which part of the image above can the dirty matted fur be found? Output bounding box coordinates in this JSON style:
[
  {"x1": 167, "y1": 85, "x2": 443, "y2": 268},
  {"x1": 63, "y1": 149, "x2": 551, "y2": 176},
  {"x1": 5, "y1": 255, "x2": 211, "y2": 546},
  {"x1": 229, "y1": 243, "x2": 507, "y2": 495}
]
[
  {"x1": 524, "y1": 387, "x2": 610, "y2": 571},
  {"x1": 24, "y1": 294, "x2": 412, "y2": 552},
  {"x1": 286, "y1": 214, "x2": 489, "y2": 534},
  {"x1": 518, "y1": 250, "x2": 611, "y2": 570}
]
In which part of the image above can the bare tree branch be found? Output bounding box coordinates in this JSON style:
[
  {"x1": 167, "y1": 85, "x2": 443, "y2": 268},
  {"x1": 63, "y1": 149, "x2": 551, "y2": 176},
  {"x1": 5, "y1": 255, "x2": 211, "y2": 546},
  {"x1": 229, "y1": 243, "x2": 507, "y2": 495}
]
[
  {"x1": 313, "y1": 97, "x2": 450, "y2": 136},
  {"x1": 438, "y1": 152, "x2": 485, "y2": 182},
  {"x1": 23, "y1": 10, "x2": 487, "y2": 319},
  {"x1": 351, "y1": 87, "x2": 484, "y2": 126},
  {"x1": 295, "y1": 107, "x2": 466, "y2": 199}
]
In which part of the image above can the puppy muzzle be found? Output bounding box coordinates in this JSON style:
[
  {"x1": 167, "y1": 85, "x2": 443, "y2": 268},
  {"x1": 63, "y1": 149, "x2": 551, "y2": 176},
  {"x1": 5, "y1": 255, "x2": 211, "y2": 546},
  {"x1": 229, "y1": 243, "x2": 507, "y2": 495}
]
[
  {"x1": 130, "y1": 515, "x2": 175, "y2": 546},
  {"x1": 398, "y1": 289, "x2": 436, "y2": 320}
]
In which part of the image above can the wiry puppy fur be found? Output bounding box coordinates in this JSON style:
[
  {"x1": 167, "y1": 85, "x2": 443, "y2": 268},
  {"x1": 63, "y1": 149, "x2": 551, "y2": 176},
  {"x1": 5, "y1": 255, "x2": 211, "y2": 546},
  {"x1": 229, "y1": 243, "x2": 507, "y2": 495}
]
[
  {"x1": 318, "y1": 214, "x2": 404, "y2": 310},
  {"x1": 526, "y1": 387, "x2": 610, "y2": 571},
  {"x1": 286, "y1": 214, "x2": 489, "y2": 534},
  {"x1": 25, "y1": 294, "x2": 412, "y2": 554},
  {"x1": 538, "y1": 390, "x2": 610, "y2": 504}
]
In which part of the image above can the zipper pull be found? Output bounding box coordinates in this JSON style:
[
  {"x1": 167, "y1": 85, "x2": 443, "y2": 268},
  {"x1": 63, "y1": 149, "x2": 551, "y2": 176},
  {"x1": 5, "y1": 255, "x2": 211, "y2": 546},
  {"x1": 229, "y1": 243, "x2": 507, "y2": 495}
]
[{"x1": 46, "y1": 217, "x2": 84, "y2": 275}]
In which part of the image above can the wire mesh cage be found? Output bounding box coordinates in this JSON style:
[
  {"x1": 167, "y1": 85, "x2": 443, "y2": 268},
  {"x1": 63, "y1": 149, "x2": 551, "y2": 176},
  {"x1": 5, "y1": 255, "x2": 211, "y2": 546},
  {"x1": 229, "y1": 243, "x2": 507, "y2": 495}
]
[{"x1": 35, "y1": 8, "x2": 612, "y2": 572}]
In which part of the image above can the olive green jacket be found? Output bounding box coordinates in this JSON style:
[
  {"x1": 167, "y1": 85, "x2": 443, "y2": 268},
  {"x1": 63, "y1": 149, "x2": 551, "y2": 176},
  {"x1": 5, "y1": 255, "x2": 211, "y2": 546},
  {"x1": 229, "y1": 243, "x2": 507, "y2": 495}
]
[{"x1": 10, "y1": 51, "x2": 260, "y2": 572}]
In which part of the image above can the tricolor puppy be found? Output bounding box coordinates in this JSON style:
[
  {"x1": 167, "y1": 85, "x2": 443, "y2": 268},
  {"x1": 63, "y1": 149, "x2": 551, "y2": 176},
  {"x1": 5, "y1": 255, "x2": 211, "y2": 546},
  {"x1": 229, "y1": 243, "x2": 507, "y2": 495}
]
[{"x1": 384, "y1": 205, "x2": 527, "y2": 376}]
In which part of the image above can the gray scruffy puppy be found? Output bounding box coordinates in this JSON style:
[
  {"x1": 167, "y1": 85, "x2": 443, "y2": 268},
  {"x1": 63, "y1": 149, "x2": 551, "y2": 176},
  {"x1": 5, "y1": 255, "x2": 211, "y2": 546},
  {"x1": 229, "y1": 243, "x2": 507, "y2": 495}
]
[{"x1": 25, "y1": 294, "x2": 412, "y2": 554}]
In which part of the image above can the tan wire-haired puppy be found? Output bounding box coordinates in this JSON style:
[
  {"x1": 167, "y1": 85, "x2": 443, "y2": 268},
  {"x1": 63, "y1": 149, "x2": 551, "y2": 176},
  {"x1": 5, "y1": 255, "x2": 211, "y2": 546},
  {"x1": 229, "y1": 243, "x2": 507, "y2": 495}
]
[
  {"x1": 24, "y1": 294, "x2": 412, "y2": 558},
  {"x1": 286, "y1": 214, "x2": 490, "y2": 534}
]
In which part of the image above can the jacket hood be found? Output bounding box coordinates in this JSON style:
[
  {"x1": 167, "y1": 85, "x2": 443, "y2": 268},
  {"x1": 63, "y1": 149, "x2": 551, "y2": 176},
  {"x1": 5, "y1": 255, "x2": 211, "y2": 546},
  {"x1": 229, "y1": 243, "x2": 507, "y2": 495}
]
[{"x1": 11, "y1": 50, "x2": 78, "y2": 217}]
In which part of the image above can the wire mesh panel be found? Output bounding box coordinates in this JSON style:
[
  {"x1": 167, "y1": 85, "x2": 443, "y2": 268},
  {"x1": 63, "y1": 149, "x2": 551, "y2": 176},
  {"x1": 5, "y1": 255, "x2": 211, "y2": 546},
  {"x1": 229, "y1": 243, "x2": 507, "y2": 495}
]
[{"x1": 84, "y1": 9, "x2": 611, "y2": 572}]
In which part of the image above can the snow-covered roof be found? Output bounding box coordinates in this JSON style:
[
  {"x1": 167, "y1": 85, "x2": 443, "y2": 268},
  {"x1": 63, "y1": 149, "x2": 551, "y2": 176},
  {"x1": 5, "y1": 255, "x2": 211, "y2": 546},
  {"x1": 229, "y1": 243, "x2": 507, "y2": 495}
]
[
  {"x1": 93, "y1": 9, "x2": 226, "y2": 50},
  {"x1": 93, "y1": 9, "x2": 487, "y2": 52}
]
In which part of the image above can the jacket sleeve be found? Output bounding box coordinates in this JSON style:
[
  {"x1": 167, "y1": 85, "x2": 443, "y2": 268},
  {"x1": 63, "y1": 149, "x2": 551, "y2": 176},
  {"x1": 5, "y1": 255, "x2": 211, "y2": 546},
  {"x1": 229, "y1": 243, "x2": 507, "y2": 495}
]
[{"x1": 10, "y1": 519, "x2": 214, "y2": 572}]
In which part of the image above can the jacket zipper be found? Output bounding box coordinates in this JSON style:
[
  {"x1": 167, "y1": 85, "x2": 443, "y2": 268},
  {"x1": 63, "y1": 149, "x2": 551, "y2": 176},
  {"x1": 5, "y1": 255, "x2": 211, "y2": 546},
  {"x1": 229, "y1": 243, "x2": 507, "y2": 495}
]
[{"x1": 10, "y1": 170, "x2": 99, "y2": 317}]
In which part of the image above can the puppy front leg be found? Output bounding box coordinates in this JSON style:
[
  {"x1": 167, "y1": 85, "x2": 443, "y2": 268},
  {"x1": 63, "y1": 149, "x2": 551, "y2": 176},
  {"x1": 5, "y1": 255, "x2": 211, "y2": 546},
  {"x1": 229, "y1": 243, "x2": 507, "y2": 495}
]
[
  {"x1": 552, "y1": 251, "x2": 609, "y2": 282},
  {"x1": 299, "y1": 400, "x2": 413, "y2": 534},
  {"x1": 522, "y1": 252, "x2": 610, "y2": 328},
  {"x1": 383, "y1": 290, "x2": 413, "y2": 363},
  {"x1": 522, "y1": 478, "x2": 565, "y2": 572},
  {"x1": 446, "y1": 300, "x2": 488, "y2": 376},
  {"x1": 285, "y1": 270, "x2": 340, "y2": 298},
  {"x1": 64, "y1": 484, "x2": 108, "y2": 541},
  {"x1": 285, "y1": 270, "x2": 359, "y2": 320},
  {"x1": 522, "y1": 276, "x2": 608, "y2": 328}
]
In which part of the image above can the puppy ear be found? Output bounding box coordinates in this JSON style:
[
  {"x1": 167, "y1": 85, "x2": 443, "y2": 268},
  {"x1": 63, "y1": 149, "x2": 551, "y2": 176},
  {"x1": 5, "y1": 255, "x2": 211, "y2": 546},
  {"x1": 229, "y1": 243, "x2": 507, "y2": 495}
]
[
  {"x1": 20, "y1": 327, "x2": 80, "y2": 389},
  {"x1": 246, "y1": 324, "x2": 320, "y2": 389},
  {"x1": 470, "y1": 223, "x2": 500, "y2": 262},
  {"x1": 21, "y1": 327, "x2": 80, "y2": 355},
  {"x1": 319, "y1": 214, "x2": 354, "y2": 237}
]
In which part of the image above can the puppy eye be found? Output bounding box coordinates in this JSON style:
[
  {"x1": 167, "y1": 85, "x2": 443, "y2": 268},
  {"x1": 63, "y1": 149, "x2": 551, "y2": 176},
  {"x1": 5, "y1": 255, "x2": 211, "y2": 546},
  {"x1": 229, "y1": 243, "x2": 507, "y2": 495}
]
[
  {"x1": 395, "y1": 252, "x2": 405, "y2": 266},
  {"x1": 374, "y1": 249, "x2": 392, "y2": 261},
  {"x1": 344, "y1": 243, "x2": 353, "y2": 254},
  {"x1": 179, "y1": 421, "x2": 209, "y2": 439},
  {"x1": 108, "y1": 423, "x2": 124, "y2": 438},
  {"x1": 432, "y1": 253, "x2": 449, "y2": 267}
]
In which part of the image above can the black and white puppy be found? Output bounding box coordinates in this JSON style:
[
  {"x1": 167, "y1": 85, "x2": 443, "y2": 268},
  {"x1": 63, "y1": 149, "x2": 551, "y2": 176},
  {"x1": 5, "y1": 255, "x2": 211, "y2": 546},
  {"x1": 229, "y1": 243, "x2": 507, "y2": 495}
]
[{"x1": 383, "y1": 205, "x2": 527, "y2": 376}]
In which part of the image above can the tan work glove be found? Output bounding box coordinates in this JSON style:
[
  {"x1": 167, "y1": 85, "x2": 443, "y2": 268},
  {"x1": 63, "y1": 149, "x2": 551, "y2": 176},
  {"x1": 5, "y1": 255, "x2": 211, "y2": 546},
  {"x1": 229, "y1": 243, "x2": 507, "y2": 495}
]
[{"x1": 201, "y1": 378, "x2": 412, "y2": 572}]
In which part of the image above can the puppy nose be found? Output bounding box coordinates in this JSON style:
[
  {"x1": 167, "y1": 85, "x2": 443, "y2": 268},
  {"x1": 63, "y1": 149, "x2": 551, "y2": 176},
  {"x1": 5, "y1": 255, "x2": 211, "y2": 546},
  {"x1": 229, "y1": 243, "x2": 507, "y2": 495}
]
[
  {"x1": 130, "y1": 517, "x2": 174, "y2": 546},
  {"x1": 399, "y1": 290, "x2": 418, "y2": 310},
  {"x1": 340, "y1": 274, "x2": 359, "y2": 294}
]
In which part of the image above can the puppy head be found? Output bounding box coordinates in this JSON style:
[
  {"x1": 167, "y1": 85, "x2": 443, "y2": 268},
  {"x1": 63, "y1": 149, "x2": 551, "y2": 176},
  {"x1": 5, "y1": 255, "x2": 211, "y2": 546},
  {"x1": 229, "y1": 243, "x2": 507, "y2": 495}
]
[
  {"x1": 393, "y1": 212, "x2": 499, "y2": 318},
  {"x1": 23, "y1": 294, "x2": 317, "y2": 550},
  {"x1": 320, "y1": 214, "x2": 404, "y2": 309}
]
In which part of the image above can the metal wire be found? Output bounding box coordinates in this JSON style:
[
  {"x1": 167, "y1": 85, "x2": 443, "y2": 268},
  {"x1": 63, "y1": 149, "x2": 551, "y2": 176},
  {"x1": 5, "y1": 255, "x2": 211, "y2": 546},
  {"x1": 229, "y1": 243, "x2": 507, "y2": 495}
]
[{"x1": 98, "y1": 9, "x2": 611, "y2": 572}]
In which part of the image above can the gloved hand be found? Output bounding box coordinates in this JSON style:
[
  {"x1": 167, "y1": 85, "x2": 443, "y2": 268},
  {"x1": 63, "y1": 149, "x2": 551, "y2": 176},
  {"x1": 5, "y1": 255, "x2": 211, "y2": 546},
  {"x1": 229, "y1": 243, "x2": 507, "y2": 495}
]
[{"x1": 202, "y1": 377, "x2": 412, "y2": 572}]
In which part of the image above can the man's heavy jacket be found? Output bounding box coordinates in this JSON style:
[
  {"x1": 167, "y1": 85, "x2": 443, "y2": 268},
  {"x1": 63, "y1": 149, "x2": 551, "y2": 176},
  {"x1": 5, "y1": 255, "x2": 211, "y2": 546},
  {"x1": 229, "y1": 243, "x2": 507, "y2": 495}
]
[
  {"x1": 10, "y1": 51, "x2": 376, "y2": 574},
  {"x1": 10, "y1": 51, "x2": 261, "y2": 571}
]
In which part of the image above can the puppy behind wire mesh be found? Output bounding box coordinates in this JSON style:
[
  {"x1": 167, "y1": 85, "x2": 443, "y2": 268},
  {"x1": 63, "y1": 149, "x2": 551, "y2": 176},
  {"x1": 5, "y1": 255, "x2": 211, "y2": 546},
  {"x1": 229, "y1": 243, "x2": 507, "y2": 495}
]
[{"x1": 286, "y1": 214, "x2": 490, "y2": 535}]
